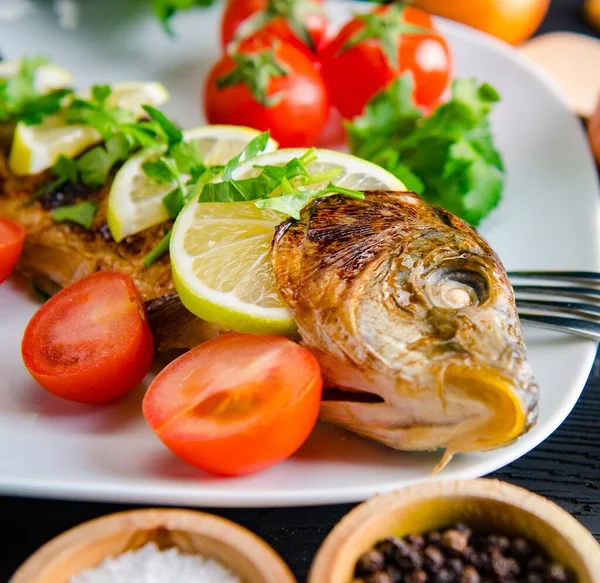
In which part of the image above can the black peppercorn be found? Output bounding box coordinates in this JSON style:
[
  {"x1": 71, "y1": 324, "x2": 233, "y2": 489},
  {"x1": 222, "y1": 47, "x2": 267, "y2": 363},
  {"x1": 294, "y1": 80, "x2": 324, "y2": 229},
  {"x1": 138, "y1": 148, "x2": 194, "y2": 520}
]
[
  {"x1": 545, "y1": 562, "x2": 569, "y2": 582},
  {"x1": 377, "y1": 537, "x2": 405, "y2": 560},
  {"x1": 510, "y1": 537, "x2": 533, "y2": 561},
  {"x1": 432, "y1": 568, "x2": 455, "y2": 582},
  {"x1": 384, "y1": 565, "x2": 403, "y2": 583},
  {"x1": 428, "y1": 531, "x2": 442, "y2": 545},
  {"x1": 458, "y1": 566, "x2": 480, "y2": 583},
  {"x1": 526, "y1": 555, "x2": 546, "y2": 572},
  {"x1": 406, "y1": 570, "x2": 427, "y2": 583},
  {"x1": 441, "y1": 530, "x2": 469, "y2": 555},
  {"x1": 423, "y1": 545, "x2": 445, "y2": 572},
  {"x1": 407, "y1": 534, "x2": 426, "y2": 549},
  {"x1": 446, "y1": 558, "x2": 463, "y2": 574},
  {"x1": 366, "y1": 572, "x2": 394, "y2": 583},
  {"x1": 354, "y1": 524, "x2": 570, "y2": 583},
  {"x1": 356, "y1": 549, "x2": 386, "y2": 575}
]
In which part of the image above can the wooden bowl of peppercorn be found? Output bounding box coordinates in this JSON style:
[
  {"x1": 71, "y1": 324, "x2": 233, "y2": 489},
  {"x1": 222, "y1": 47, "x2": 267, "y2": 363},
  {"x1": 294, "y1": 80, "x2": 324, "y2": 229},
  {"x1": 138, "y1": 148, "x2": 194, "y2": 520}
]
[{"x1": 308, "y1": 478, "x2": 600, "y2": 583}]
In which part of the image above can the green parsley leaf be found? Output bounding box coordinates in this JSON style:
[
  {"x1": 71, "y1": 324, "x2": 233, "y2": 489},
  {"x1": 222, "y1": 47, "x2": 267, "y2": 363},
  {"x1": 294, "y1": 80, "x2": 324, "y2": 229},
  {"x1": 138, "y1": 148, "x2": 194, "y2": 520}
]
[
  {"x1": 53, "y1": 154, "x2": 79, "y2": 184},
  {"x1": 153, "y1": 0, "x2": 215, "y2": 37},
  {"x1": 169, "y1": 140, "x2": 205, "y2": 173},
  {"x1": 255, "y1": 183, "x2": 364, "y2": 219},
  {"x1": 142, "y1": 105, "x2": 183, "y2": 146},
  {"x1": 200, "y1": 165, "x2": 286, "y2": 202},
  {"x1": 143, "y1": 158, "x2": 177, "y2": 184},
  {"x1": 346, "y1": 75, "x2": 505, "y2": 226},
  {"x1": 91, "y1": 84, "x2": 112, "y2": 105},
  {"x1": 51, "y1": 201, "x2": 98, "y2": 229},
  {"x1": 162, "y1": 187, "x2": 187, "y2": 219},
  {"x1": 77, "y1": 134, "x2": 131, "y2": 187},
  {"x1": 221, "y1": 131, "x2": 271, "y2": 180}
]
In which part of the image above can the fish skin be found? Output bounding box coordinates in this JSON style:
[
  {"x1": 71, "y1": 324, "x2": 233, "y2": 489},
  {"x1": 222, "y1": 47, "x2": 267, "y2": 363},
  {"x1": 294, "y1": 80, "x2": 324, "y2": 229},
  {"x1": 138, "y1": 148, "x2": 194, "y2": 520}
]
[{"x1": 271, "y1": 190, "x2": 539, "y2": 457}]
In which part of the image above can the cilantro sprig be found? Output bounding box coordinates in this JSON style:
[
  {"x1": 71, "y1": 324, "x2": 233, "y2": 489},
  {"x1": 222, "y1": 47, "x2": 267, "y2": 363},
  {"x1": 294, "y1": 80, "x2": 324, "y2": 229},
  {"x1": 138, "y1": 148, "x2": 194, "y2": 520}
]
[
  {"x1": 0, "y1": 56, "x2": 72, "y2": 125},
  {"x1": 199, "y1": 147, "x2": 364, "y2": 220},
  {"x1": 346, "y1": 75, "x2": 504, "y2": 226}
]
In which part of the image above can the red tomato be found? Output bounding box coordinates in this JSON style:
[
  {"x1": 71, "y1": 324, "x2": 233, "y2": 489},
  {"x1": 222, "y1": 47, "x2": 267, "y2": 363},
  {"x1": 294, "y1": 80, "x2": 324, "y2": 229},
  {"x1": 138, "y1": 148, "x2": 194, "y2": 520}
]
[
  {"x1": 142, "y1": 333, "x2": 322, "y2": 476},
  {"x1": 0, "y1": 217, "x2": 25, "y2": 283},
  {"x1": 221, "y1": 0, "x2": 327, "y2": 55},
  {"x1": 204, "y1": 33, "x2": 329, "y2": 147},
  {"x1": 22, "y1": 272, "x2": 154, "y2": 404},
  {"x1": 320, "y1": 5, "x2": 452, "y2": 120}
]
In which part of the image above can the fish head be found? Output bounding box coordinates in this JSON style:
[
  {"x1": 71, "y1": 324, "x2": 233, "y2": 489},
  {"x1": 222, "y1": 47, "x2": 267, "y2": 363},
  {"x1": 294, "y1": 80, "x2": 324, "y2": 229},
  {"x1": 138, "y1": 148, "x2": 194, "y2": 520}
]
[{"x1": 272, "y1": 191, "x2": 539, "y2": 462}]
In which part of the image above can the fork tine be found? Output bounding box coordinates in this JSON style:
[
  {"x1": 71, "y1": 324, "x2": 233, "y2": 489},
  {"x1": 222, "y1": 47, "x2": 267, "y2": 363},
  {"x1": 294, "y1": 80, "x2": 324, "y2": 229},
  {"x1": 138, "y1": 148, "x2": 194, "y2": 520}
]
[
  {"x1": 512, "y1": 284, "x2": 600, "y2": 303},
  {"x1": 508, "y1": 271, "x2": 600, "y2": 285},
  {"x1": 518, "y1": 314, "x2": 600, "y2": 341},
  {"x1": 516, "y1": 299, "x2": 600, "y2": 320}
]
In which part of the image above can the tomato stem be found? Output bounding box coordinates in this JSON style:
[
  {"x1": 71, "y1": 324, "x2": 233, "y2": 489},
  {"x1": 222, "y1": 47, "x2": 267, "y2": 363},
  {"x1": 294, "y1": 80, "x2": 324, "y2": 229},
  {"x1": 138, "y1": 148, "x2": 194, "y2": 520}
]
[{"x1": 216, "y1": 47, "x2": 289, "y2": 107}]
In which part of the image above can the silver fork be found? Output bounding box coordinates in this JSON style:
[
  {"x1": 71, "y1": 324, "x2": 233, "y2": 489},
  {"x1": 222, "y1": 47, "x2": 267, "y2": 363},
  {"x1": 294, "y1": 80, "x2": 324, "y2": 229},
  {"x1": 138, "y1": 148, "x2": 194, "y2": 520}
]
[{"x1": 508, "y1": 271, "x2": 600, "y2": 341}]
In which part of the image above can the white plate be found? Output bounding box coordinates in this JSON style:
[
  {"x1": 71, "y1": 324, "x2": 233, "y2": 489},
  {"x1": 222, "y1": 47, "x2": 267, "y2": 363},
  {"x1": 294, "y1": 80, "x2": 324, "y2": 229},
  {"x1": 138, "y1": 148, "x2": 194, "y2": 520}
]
[{"x1": 0, "y1": 1, "x2": 599, "y2": 508}]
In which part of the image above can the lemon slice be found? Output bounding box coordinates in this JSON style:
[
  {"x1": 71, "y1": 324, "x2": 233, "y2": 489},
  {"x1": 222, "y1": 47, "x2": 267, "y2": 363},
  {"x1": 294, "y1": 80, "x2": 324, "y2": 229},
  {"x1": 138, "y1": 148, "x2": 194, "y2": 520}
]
[
  {"x1": 8, "y1": 81, "x2": 169, "y2": 176},
  {"x1": 107, "y1": 125, "x2": 278, "y2": 242},
  {"x1": 170, "y1": 148, "x2": 405, "y2": 334},
  {"x1": 0, "y1": 61, "x2": 72, "y2": 92}
]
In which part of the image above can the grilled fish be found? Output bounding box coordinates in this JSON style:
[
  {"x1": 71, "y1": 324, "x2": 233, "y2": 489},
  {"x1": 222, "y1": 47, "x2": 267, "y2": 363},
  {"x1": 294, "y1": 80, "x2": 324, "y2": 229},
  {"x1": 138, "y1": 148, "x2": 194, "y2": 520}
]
[
  {"x1": 1, "y1": 154, "x2": 539, "y2": 460},
  {"x1": 0, "y1": 154, "x2": 224, "y2": 354},
  {"x1": 271, "y1": 191, "x2": 539, "y2": 463}
]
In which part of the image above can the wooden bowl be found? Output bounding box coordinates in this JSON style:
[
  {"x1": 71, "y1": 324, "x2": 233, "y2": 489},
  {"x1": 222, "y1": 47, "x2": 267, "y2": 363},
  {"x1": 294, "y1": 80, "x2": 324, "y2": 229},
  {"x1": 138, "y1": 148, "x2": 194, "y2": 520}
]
[
  {"x1": 10, "y1": 508, "x2": 296, "y2": 583},
  {"x1": 308, "y1": 478, "x2": 600, "y2": 583}
]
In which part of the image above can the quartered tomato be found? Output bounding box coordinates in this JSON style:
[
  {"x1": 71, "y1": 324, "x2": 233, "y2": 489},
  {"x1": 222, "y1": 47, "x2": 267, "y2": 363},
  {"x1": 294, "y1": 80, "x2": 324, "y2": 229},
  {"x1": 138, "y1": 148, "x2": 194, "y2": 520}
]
[
  {"x1": 320, "y1": 5, "x2": 452, "y2": 120},
  {"x1": 22, "y1": 272, "x2": 154, "y2": 404},
  {"x1": 0, "y1": 217, "x2": 25, "y2": 283},
  {"x1": 204, "y1": 32, "x2": 329, "y2": 147},
  {"x1": 142, "y1": 333, "x2": 323, "y2": 476},
  {"x1": 221, "y1": 0, "x2": 327, "y2": 55}
]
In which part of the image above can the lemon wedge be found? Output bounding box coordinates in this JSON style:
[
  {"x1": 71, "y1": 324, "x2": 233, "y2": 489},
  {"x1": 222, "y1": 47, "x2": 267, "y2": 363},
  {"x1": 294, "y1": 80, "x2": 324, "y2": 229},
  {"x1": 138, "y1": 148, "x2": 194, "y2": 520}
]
[
  {"x1": 0, "y1": 60, "x2": 72, "y2": 92},
  {"x1": 107, "y1": 125, "x2": 278, "y2": 242},
  {"x1": 170, "y1": 148, "x2": 405, "y2": 334},
  {"x1": 8, "y1": 81, "x2": 169, "y2": 176}
]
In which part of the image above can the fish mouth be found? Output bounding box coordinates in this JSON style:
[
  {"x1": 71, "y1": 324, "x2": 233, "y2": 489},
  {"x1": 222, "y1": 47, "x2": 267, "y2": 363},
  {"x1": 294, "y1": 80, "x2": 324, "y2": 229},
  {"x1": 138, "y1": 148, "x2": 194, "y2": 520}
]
[
  {"x1": 318, "y1": 361, "x2": 530, "y2": 469},
  {"x1": 434, "y1": 362, "x2": 528, "y2": 468}
]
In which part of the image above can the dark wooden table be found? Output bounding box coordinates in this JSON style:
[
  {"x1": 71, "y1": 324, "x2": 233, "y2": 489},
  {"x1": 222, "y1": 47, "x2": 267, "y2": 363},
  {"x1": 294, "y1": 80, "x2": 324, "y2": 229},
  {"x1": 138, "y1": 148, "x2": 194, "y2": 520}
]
[{"x1": 2, "y1": 1, "x2": 599, "y2": 581}]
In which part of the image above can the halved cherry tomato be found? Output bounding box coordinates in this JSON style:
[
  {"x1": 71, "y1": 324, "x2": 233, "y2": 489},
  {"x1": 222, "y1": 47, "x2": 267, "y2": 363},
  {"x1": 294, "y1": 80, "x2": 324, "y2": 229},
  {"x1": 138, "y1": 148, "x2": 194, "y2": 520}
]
[
  {"x1": 221, "y1": 0, "x2": 327, "y2": 55},
  {"x1": 0, "y1": 217, "x2": 25, "y2": 283},
  {"x1": 320, "y1": 5, "x2": 452, "y2": 120},
  {"x1": 413, "y1": 0, "x2": 550, "y2": 46},
  {"x1": 142, "y1": 333, "x2": 322, "y2": 476},
  {"x1": 204, "y1": 32, "x2": 329, "y2": 147},
  {"x1": 22, "y1": 272, "x2": 154, "y2": 404}
]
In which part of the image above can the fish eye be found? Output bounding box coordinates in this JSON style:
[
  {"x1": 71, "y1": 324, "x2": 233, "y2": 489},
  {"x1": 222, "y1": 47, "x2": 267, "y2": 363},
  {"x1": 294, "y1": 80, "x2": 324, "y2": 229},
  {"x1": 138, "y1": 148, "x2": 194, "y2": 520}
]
[{"x1": 427, "y1": 268, "x2": 489, "y2": 309}]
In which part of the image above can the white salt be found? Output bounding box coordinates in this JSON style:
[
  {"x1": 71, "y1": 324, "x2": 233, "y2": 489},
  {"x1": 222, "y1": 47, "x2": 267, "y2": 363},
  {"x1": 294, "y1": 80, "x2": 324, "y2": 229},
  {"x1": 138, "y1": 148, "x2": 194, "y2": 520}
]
[{"x1": 69, "y1": 542, "x2": 242, "y2": 583}]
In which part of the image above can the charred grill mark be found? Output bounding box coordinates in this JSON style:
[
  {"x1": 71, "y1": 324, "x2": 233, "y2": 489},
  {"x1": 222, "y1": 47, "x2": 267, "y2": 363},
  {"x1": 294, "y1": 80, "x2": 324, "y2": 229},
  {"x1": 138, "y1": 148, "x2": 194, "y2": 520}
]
[{"x1": 39, "y1": 181, "x2": 95, "y2": 210}]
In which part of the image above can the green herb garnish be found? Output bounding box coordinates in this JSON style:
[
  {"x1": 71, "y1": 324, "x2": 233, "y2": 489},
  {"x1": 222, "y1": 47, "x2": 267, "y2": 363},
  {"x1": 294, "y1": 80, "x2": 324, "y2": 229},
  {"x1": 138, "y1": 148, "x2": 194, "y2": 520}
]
[
  {"x1": 346, "y1": 75, "x2": 504, "y2": 226},
  {"x1": 51, "y1": 201, "x2": 98, "y2": 229},
  {"x1": 198, "y1": 147, "x2": 363, "y2": 219},
  {"x1": 153, "y1": 0, "x2": 217, "y2": 37},
  {"x1": 0, "y1": 56, "x2": 72, "y2": 125},
  {"x1": 142, "y1": 229, "x2": 172, "y2": 267}
]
